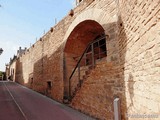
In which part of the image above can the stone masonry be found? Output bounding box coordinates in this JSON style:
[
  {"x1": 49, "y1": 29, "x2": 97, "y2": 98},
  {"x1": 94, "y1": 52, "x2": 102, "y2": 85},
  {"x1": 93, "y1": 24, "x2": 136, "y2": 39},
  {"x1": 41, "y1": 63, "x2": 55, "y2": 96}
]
[{"x1": 8, "y1": 0, "x2": 160, "y2": 120}]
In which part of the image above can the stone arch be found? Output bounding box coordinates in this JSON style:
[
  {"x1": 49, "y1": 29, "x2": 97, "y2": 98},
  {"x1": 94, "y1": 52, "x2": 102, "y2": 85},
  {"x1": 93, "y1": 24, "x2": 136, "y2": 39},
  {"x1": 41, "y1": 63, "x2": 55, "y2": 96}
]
[
  {"x1": 62, "y1": 8, "x2": 117, "y2": 100},
  {"x1": 63, "y1": 8, "x2": 116, "y2": 45}
]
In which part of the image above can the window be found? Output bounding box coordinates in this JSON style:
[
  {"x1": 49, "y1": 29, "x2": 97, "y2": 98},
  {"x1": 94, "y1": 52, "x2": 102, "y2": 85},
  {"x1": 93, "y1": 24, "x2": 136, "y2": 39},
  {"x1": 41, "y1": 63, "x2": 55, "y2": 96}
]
[
  {"x1": 13, "y1": 69, "x2": 14, "y2": 74},
  {"x1": 84, "y1": 36, "x2": 107, "y2": 66},
  {"x1": 31, "y1": 78, "x2": 33, "y2": 84},
  {"x1": 47, "y1": 81, "x2": 52, "y2": 90}
]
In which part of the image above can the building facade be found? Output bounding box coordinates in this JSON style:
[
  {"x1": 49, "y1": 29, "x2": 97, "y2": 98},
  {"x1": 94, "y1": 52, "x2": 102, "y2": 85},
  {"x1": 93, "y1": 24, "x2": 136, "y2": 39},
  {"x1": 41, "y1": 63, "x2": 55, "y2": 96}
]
[
  {"x1": 8, "y1": 0, "x2": 160, "y2": 119},
  {"x1": 8, "y1": 55, "x2": 17, "y2": 81},
  {"x1": 8, "y1": 47, "x2": 27, "y2": 81}
]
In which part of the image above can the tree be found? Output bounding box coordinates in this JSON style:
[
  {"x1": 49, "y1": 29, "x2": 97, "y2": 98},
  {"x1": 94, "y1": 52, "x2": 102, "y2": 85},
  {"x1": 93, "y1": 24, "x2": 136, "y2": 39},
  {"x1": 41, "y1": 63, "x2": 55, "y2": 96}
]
[{"x1": 0, "y1": 71, "x2": 2, "y2": 76}]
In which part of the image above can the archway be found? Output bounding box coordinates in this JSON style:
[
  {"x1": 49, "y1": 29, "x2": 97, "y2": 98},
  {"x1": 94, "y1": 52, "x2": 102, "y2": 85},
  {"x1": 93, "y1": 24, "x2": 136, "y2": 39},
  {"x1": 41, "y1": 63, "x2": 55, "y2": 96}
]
[{"x1": 63, "y1": 20, "x2": 107, "y2": 100}]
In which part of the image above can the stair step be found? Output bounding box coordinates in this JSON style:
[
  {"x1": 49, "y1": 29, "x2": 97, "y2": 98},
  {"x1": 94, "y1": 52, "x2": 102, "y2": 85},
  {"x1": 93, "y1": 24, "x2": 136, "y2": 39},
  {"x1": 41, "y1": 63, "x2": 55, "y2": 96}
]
[
  {"x1": 76, "y1": 86, "x2": 79, "y2": 91},
  {"x1": 77, "y1": 83, "x2": 81, "y2": 88},
  {"x1": 63, "y1": 99, "x2": 70, "y2": 104},
  {"x1": 69, "y1": 65, "x2": 95, "y2": 101},
  {"x1": 76, "y1": 80, "x2": 82, "y2": 87},
  {"x1": 85, "y1": 70, "x2": 90, "y2": 75},
  {"x1": 88, "y1": 66, "x2": 95, "y2": 69},
  {"x1": 73, "y1": 91, "x2": 76, "y2": 96},
  {"x1": 83, "y1": 75, "x2": 87, "y2": 80}
]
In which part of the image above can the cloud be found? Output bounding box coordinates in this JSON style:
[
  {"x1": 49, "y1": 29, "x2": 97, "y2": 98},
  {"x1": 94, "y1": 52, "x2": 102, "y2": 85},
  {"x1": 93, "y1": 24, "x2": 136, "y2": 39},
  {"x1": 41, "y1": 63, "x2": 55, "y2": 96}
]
[
  {"x1": 0, "y1": 23, "x2": 34, "y2": 71},
  {"x1": 0, "y1": 41, "x2": 19, "y2": 51},
  {"x1": 0, "y1": 41, "x2": 19, "y2": 71}
]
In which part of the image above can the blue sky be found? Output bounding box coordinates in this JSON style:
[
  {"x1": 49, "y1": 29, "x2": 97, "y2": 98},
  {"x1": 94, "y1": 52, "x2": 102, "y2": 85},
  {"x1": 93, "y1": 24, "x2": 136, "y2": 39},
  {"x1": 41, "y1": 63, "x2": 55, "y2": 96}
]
[{"x1": 0, "y1": 0, "x2": 74, "y2": 71}]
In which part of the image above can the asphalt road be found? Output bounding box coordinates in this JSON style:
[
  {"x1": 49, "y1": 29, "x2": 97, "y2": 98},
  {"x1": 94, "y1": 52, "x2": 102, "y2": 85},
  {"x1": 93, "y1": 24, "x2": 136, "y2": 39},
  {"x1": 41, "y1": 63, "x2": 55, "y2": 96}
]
[{"x1": 0, "y1": 81, "x2": 94, "y2": 120}]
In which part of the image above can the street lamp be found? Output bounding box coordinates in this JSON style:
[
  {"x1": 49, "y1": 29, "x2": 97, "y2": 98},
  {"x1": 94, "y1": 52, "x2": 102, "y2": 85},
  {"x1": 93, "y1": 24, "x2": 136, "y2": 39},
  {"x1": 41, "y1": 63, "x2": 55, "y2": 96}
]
[{"x1": 0, "y1": 48, "x2": 3, "y2": 55}]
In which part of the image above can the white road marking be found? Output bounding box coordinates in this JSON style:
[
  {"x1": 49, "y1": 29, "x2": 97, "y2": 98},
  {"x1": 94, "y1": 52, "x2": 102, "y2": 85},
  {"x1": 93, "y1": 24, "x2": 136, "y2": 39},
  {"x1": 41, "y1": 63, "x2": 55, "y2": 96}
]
[{"x1": 3, "y1": 82, "x2": 28, "y2": 120}]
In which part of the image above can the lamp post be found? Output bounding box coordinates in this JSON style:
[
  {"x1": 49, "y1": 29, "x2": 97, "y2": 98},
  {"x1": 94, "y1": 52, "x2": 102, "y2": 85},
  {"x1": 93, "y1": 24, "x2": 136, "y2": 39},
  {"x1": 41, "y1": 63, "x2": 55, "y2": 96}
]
[{"x1": 0, "y1": 48, "x2": 3, "y2": 55}]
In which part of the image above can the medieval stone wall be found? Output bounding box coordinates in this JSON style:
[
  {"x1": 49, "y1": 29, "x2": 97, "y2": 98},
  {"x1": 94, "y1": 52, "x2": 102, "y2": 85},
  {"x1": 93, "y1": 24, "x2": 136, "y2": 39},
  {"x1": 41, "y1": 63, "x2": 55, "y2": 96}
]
[
  {"x1": 9, "y1": 60, "x2": 16, "y2": 81},
  {"x1": 119, "y1": 0, "x2": 160, "y2": 119},
  {"x1": 70, "y1": 0, "x2": 160, "y2": 120},
  {"x1": 15, "y1": 0, "x2": 97, "y2": 102},
  {"x1": 13, "y1": 0, "x2": 160, "y2": 119}
]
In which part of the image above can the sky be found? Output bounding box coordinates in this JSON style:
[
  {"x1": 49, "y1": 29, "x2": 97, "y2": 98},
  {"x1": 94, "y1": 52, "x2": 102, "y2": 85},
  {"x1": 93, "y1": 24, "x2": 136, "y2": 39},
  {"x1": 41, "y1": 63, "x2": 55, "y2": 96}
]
[{"x1": 0, "y1": 0, "x2": 74, "y2": 71}]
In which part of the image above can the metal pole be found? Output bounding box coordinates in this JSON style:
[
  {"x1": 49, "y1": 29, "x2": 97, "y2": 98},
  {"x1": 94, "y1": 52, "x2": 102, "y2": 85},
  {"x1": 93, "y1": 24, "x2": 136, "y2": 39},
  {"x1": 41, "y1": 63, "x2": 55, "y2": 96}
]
[
  {"x1": 69, "y1": 78, "x2": 71, "y2": 100},
  {"x1": 78, "y1": 63, "x2": 80, "y2": 86},
  {"x1": 85, "y1": 54, "x2": 86, "y2": 66},
  {"x1": 114, "y1": 97, "x2": 121, "y2": 120},
  {"x1": 91, "y1": 44, "x2": 95, "y2": 67}
]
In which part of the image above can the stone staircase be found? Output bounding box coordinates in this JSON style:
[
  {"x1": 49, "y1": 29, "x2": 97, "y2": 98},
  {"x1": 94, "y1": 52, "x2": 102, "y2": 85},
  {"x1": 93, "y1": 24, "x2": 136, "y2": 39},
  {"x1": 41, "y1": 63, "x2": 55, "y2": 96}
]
[
  {"x1": 68, "y1": 58, "x2": 106, "y2": 103},
  {"x1": 71, "y1": 66, "x2": 93, "y2": 98},
  {"x1": 67, "y1": 36, "x2": 107, "y2": 102}
]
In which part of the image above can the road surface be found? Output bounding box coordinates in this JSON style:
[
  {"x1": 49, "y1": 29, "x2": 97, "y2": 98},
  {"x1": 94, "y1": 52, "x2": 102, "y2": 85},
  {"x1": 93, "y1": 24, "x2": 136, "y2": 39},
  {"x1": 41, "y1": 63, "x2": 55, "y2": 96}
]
[{"x1": 0, "y1": 81, "x2": 94, "y2": 120}]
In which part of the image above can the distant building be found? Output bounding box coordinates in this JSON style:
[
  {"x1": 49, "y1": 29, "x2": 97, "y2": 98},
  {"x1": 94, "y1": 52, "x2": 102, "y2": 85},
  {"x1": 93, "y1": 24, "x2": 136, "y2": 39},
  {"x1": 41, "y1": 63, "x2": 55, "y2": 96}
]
[
  {"x1": 7, "y1": 47, "x2": 27, "y2": 81},
  {"x1": 8, "y1": 55, "x2": 17, "y2": 81},
  {"x1": 17, "y1": 47, "x2": 27, "y2": 58},
  {"x1": 5, "y1": 64, "x2": 10, "y2": 80}
]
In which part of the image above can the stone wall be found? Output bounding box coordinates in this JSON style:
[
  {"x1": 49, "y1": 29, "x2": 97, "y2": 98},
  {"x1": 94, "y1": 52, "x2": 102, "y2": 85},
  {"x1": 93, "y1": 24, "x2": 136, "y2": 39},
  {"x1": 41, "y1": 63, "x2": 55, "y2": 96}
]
[
  {"x1": 15, "y1": 0, "x2": 98, "y2": 102},
  {"x1": 71, "y1": 0, "x2": 160, "y2": 120},
  {"x1": 9, "y1": 60, "x2": 16, "y2": 81},
  {"x1": 15, "y1": 0, "x2": 118, "y2": 102},
  {"x1": 70, "y1": 0, "x2": 160, "y2": 120},
  {"x1": 13, "y1": 0, "x2": 160, "y2": 119},
  {"x1": 119, "y1": 0, "x2": 160, "y2": 119}
]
